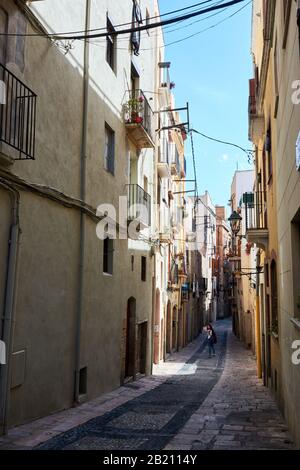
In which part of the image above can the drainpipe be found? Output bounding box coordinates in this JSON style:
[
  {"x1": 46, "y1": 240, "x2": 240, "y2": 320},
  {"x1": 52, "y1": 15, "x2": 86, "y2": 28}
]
[
  {"x1": 74, "y1": 0, "x2": 90, "y2": 403},
  {"x1": 0, "y1": 181, "x2": 20, "y2": 435},
  {"x1": 255, "y1": 252, "x2": 262, "y2": 379}
]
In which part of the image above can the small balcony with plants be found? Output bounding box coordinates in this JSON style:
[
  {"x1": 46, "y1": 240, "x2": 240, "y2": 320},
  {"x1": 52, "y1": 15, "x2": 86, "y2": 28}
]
[{"x1": 124, "y1": 90, "x2": 154, "y2": 149}]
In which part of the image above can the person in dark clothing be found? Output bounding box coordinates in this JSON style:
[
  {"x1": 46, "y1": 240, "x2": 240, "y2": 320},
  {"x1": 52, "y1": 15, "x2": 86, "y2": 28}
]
[{"x1": 206, "y1": 323, "x2": 217, "y2": 358}]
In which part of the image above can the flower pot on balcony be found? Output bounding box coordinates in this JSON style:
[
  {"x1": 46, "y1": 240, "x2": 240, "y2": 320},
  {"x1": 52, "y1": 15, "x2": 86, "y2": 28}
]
[{"x1": 134, "y1": 116, "x2": 143, "y2": 124}]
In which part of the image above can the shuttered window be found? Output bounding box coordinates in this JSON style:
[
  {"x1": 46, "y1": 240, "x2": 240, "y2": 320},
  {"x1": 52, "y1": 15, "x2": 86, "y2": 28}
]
[
  {"x1": 103, "y1": 238, "x2": 114, "y2": 275},
  {"x1": 106, "y1": 17, "x2": 116, "y2": 71},
  {"x1": 141, "y1": 256, "x2": 146, "y2": 282},
  {"x1": 104, "y1": 123, "x2": 115, "y2": 175},
  {"x1": 0, "y1": 7, "x2": 8, "y2": 64}
]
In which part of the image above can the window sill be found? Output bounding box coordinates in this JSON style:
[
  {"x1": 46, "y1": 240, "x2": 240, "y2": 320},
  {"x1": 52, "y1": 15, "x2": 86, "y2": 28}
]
[
  {"x1": 103, "y1": 272, "x2": 113, "y2": 277},
  {"x1": 290, "y1": 317, "x2": 300, "y2": 331}
]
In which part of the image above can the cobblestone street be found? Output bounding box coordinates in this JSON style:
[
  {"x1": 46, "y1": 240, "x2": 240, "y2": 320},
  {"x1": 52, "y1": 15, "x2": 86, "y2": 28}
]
[{"x1": 0, "y1": 319, "x2": 296, "y2": 450}]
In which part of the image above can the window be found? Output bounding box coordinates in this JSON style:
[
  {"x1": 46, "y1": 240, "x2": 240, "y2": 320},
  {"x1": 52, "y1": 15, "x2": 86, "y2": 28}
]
[
  {"x1": 265, "y1": 124, "x2": 272, "y2": 182},
  {"x1": 141, "y1": 256, "x2": 146, "y2": 282},
  {"x1": 282, "y1": 0, "x2": 292, "y2": 48},
  {"x1": 104, "y1": 123, "x2": 115, "y2": 174},
  {"x1": 131, "y1": 255, "x2": 134, "y2": 271},
  {"x1": 291, "y1": 211, "x2": 300, "y2": 319},
  {"x1": 273, "y1": 35, "x2": 279, "y2": 117},
  {"x1": 106, "y1": 17, "x2": 116, "y2": 71},
  {"x1": 79, "y1": 367, "x2": 87, "y2": 396},
  {"x1": 0, "y1": 7, "x2": 8, "y2": 64},
  {"x1": 103, "y1": 238, "x2": 114, "y2": 275},
  {"x1": 270, "y1": 260, "x2": 278, "y2": 334}
]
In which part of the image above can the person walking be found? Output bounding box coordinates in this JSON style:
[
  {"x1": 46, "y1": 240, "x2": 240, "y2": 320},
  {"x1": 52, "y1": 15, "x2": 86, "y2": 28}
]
[{"x1": 206, "y1": 323, "x2": 217, "y2": 358}]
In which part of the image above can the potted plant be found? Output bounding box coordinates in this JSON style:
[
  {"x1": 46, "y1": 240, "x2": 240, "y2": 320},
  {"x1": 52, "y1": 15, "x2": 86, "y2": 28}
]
[{"x1": 124, "y1": 95, "x2": 144, "y2": 124}]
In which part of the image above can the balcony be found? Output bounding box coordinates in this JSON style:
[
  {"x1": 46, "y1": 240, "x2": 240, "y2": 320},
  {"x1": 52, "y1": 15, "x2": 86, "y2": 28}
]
[
  {"x1": 170, "y1": 143, "x2": 180, "y2": 176},
  {"x1": 181, "y1": 283, "x2": 190, "y2": 302},
  {"x1": 158, "y1": 62, "x2": 172, "y2": 107},
  {"x1": 178, "y1": 256, "x2": 187, "y2": 280},
  {"x1": 244, "y1": 191, "x2": 269, "y2": 249},
  {"x1": 159, "y1": 228, "x2": 172, "y2": 243},
  {"x1": 157, "y1": 137, "x2": 170, "y2": 178},
  {"x1": 127, "y1": 184, "x2": 151, "y2": 229},
  {"x1": 168, "y1": 263, "x2": 179, "y2": 291},
  {"x1": 248, "y1": 79, "x2": 264, "y2": 145},
  {"x1": 0, "y1": 63, "x2": 37, "y2": 163},
  {"x1": 124, "y1": 89, "x2": 154, "y2": 149}
]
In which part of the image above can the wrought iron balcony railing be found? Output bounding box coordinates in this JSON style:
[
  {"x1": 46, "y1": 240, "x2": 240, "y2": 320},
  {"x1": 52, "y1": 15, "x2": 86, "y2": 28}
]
[
  {"x1": 127, "y1": 183, "x2": 151, "y2": 227},
  {"x1": 124, "y1": 89, "x2": 154, "y2": 148},
  {"x1": 243, "y1": 191, "x2": 268, "y2": 231},
  {"x1": 0, "y1": 63, "x2": 37, "y2": 160}
]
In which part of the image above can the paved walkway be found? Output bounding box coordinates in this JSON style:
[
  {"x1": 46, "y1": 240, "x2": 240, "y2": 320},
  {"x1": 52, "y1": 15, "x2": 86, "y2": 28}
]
[{"x1": 0, "y1": 319, "x2": 296, "y2": 450}]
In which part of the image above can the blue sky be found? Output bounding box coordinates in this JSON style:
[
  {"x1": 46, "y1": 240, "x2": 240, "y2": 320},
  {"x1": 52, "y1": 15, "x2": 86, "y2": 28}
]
[{"x1": 159, "y1": 0, "x2": 253, "y2": 212}]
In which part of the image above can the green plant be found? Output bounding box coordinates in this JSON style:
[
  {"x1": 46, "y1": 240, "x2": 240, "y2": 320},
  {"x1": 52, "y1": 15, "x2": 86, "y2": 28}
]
[{"x1": 124, "y1": 95, "x2": 144, "y2": 124}]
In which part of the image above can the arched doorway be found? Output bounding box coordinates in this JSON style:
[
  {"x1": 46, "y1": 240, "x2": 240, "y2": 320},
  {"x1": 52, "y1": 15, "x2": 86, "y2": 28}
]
[
  {"x1": 166, "y1": 301, "x2": 172, "y2": 354},
  {"x1": 153, "y1": 289, "x2": 160, "y2": 364},
  {"x1": 270, "y1": 260, "x2": 278, "y2": 333},
  {"x1": 178, "y1": 308, "x2": 183, "y2": 350},
  {"x1": 125, "y1": 297, "x2": 136, "y2": 379},
  {"x1": 172, "y1": 306, "x2": 177, "y2": 351},
  {"x1": 160, "y1": 318, "x2": 164, "y2": 361}
]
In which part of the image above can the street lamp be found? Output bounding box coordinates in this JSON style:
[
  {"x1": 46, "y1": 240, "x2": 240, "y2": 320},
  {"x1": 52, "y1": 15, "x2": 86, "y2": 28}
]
[
  {"x1": 228, "y1": 210, "x2": 242, "y2": 339},
  {"x1": 228, "y1": 210, "x2": 242, "y2": 236}
]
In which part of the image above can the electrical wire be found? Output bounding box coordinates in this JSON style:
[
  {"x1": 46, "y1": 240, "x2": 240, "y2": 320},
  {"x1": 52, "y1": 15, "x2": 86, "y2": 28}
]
[
  {"x1": 0, "y1": 0, "x2": 215, "y2": 38},
  {"x1": 99, "y1": 0, "x2": 225, "y2": 43},
  {"x1": 0, "y1": 0, "x2": 247, "y2": 40},
  {"x1": 82, "y1": 0, "x2": 225, "y2": 51},
  {"x1": 84, "y1": 0, "x2": 251, "y2": 54},
  {"x1": 154, "y1": 0, "x2": 252, "y2": 49},
  {"x1": 190, "y1": 129, "x2": 254, "y2": 163}
]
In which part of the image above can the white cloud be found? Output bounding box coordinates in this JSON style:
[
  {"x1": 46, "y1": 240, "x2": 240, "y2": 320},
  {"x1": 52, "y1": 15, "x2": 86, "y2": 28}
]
[{"x1": 219, "y1": 154, "x2": 230, "y2": 163}]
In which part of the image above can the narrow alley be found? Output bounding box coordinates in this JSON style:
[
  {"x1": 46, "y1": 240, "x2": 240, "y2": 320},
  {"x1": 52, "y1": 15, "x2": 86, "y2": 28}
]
[
  {"x1": 0, "y1": 320, "x2": 294, "y2": 451},
  {"x1": 1, "y1": 0, "x2": 300, "y2": 457}
]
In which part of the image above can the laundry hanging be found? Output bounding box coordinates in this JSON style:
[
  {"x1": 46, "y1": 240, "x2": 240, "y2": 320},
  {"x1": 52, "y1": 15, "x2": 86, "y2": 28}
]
[{"x1": 131, "y1": 0, "x2": 143, "y2": 56}]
